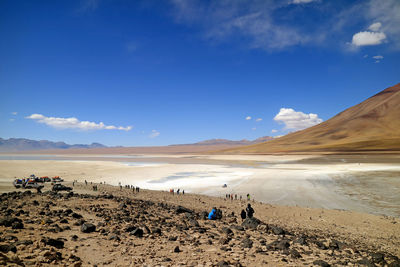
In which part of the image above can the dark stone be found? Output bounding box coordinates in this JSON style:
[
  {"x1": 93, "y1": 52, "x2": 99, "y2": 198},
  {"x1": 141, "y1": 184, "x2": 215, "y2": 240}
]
[
  {"x1": 200, "y1": 211, "x2": 209, "y2": 220},
  {"x1": 217, "y1": 260, "x2": 230, "y2": 266},
  {"x1": 15, "y1": 240, "x2": 33, "y2": 246},
  {"x1": 232, "y1": 225, "x2": 244, "y2": 231},
  {"x1": 241, "y1": 217, "x2": 261, "y2": 229},
  {"x1": 295, "y1": 237, "x2": 307, "y2": 245},
  {"x1": 357, "y1": 258, "x2": 376, "y2": 267},
  {"x1": 315, "y1": 241, "x2": 328, "y2": 250},
  {"x1": 175, "y1": 206, "x2": 193, "y2": 214},
  {"x1": 42, "y1": 238, "x2": 64, "y2": 249},
  {"x1": 290, "y1": 249, "x2": 302, "y2": 258},
  {"x1": 271, "y1": 226, "x2": 285, "y2": 235},
  {"x1": 0, "y1": 244, "x2": 17, "y2": 253},
  {"x1": 32, "y1": 200, "x2": 39, "y2": 206},
  {"x1": 81, "y1": 223, "x2": 96, "y2": 233},
  {"x1": 71, "y1": 235, "x2": 79, "y2": 241},
  {"x1": 221, "y1": 227, "x2": 233, "y2": 235},
  {"x1": 11, "y1": 221, "x2": 24, "y2": 229},
  {"x1": 276, "y1": 240, "x2": 290, "y2": 250},
  {"x1": 313, "y1": 260, "x2": 331, "y2": 267},
  {"x1": 174, "y1": 246, "x2": 180, "y2": 253},
  {"x1": 188, "y1": 219, "x2": 199, "y2": 227},
  {"x1": 329, "y1": 239, "x2": 345, "y2": 250},
  {"x1": 60, "y1": 219, "x2": 69, "y2": 224},
  {"x1": 108, "y1": 234, "x2": 120, "y2": 241},
  {"x1": 371, "y1": 252, "x2": 385, "y2": 263},
  {"x1": 72, "y1": 213, "x2": 83, "y2": 219},
  {"x1": 131, "y1": 228, "x2": 143, "y2": 237},
  {"x1": 151, "y1": 228, "x2": 162, "y2": 235},
  {"x1": 125, "y1": 225, "x2": 136, "y2": 233},
  {"x1": 168, "y1": 236, "x2": 178, "y2": 241},
  {"x1": 0, "y1": 217, "x2": 22, "y2": 228},
  {"x1": 241, "y1": 238, "x2": 253, "y2": 248}
]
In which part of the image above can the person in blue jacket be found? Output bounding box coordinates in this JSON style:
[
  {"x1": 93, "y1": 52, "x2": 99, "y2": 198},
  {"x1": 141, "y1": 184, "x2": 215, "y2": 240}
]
[{"x1": 208, "y1": 207, "x2": 217, "y2": 220}]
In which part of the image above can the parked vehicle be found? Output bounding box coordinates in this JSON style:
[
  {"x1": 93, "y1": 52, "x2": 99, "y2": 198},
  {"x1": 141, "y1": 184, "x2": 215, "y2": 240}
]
[
  {"x1": 52, "y1": 176, "x2": 64, "y2": 183},
  {"x1": 13, "y1": 179, "x2": 23, "y2": 188},
  {"x1": 23, "y1": 180, "x2": 44, "y2": 190}
]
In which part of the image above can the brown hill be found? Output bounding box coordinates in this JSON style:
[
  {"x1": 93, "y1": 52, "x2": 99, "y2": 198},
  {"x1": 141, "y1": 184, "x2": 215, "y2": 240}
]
[{"x1": 221, "y1": 83, "x2": 400, "y2": 154}]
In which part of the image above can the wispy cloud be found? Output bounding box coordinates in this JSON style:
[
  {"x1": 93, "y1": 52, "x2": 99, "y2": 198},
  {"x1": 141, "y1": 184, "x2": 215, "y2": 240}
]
[
  {"x1": 26, "y1": 114, "x2": 132, "y2": 131},
  {"x1": 274, "y1": 108, "x2": 323, "y2": 131},
  {"x1": 170, "y1": 0, "x2": 317, "y2": 51},
  {"x1": 245, "y1": 116, "x2": 252, "y2": 120},
  {"x1": 373, "y1": 55, "x2": 383, "y2": 59},
  {"x1": 255, "y1": 118, "x2": 262, "y2": 122},
  {"x1": 11, "y1": 112, "x2": 17, "y2": 115},
  {"x1": 78, "y1": 0, "x2": 100, "y2": 13},
  {"x1": 271, "y1": 129, "x2": 278, "y2": 133},
  {"x1": 149, "y1": 130, "x2": 160, "y2": 138},
  {"x1": 291, "y1": 0, "x2": 318, "y2": 4}
]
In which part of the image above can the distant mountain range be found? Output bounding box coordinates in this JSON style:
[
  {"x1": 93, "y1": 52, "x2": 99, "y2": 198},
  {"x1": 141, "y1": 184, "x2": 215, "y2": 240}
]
[
  {"x1": 0, "y1": 138, "x2": 106, "y2": 152},
  {"x1": 0, "y1": 136, "x2": 274, "y2": 152},
  {"x1": 171, "y1": 136, "x2": 274, "y2": 146},
  {"x1": 222, "y1": 83, "x2": 400, "y2": 153}
]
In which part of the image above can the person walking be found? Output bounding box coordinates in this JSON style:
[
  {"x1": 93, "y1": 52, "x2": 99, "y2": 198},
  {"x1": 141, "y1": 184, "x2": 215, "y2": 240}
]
[
  {"x1": 246, "y1": 203, "x2": 254, "y2": 218},
  {"x1": 240, "y1": 209, "x2": 246, "y2": 221}
]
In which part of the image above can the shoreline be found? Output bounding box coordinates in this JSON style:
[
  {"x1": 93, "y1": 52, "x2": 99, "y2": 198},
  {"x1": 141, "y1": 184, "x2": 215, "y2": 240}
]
[{"x1": 1, "y1": 154, "x2": 400, "y2": 218}]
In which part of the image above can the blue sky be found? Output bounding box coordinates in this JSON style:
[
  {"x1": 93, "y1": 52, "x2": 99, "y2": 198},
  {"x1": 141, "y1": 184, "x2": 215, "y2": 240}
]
[{"x1": 1, "y1": 0, "x2": 399, "y2": 146}]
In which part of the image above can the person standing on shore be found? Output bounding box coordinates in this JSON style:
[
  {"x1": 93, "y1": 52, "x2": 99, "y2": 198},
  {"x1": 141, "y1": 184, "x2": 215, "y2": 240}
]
[
  {"x1": 240, "y1": 209, "x2": 246, "y2": 221},
  {"x1": 247, "y1": 193, "x2": 250, "y2": 201},
  {"x1": 246, "y1": 203, "x2": 254, "y2": 218}
]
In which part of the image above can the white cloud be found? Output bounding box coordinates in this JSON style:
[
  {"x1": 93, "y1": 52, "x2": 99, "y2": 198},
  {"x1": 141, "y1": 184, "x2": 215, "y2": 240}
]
[
  {"x1": 11, "y1": 112, "x2": 17, "y2": 115},
  {"x1": 372, "y1": 55, "x2": 383, "y2": 59},
  {"x1": 252, "y1": 127, "x2": 257, "y2": 131},
  {"x1": 351, "y1": 31, "x2": 386, "y2": 46},
  {"x1": 368, "y1": 22, "x2": 382, "y2": 31},
  {"x1": 9, "y1": 118, "x2": 15, "y2": 122},
  {"x1": 149, "y1": 130, "x2": 160, "y2": 138},
  {"x1": 245, "y1": 116, "x2": 252, "y2": 120},
  {"x1": 26, "y1": 114, "x2": 132, "y2": 131},
  {"x1": 292, "y1": 0, "x2": 317, "y2": 4},
  {"x1": 274, "y1": 108, "x2": 323, "y2": 131},
  {"x1": 363, "y1": 54, "x2": 368, "y2": 58},
  {"x1": 271, "y1": 129, "x2": 278, "y2": 133},
  {"x1": 255, "y1": 118, "x2": 262, "y2": 122}
]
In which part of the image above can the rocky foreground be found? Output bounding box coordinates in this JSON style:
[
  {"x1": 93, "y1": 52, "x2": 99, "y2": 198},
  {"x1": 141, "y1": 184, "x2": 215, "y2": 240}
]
[{"x1": 0, "y1": 184, "x2": 400, "y2": 266}]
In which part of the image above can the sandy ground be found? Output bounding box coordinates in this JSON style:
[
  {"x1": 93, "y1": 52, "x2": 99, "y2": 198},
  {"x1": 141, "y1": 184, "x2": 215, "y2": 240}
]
[
  {"x1": 0, "y1": 154, "x2": 399, "y2": 218},
  {"x1": 0, "y1": 181, "x2": 399, "y2": 266}
]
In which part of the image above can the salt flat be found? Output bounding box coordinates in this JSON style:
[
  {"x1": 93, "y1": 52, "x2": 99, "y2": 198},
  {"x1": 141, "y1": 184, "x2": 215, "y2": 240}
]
[{"x1": 0, "y1": 154, "x2": 399, "y2": 217}]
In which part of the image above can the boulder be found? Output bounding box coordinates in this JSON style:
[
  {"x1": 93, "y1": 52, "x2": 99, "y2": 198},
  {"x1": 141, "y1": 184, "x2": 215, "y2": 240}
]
[
  {"x1": 175, "y1": 206, "x2": 193, "y2": 214},
  {"x1": 81, "y1": 223, "x2": 96, "y2": 233},
  {"x1": 241, "y1": 217, "x2": 261, "y2": 229},
  {"x1": 241, "y1": 238, "x2": 253, "y2": 248}
]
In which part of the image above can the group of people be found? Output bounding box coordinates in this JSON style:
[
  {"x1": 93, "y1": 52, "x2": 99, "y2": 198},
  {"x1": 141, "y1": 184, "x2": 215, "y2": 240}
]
[
  {"x1": 169, "y1": 188, "x2": 184, "y2": 195},
  {"x1": 224, "y1": 193, "x2": 252, "y2": 201}
]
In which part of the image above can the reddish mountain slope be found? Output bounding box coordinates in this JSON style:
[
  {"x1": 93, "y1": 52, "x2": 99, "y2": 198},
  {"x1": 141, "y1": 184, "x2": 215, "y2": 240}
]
[{"x1": 221, "y1": 83, "x2": 400, "y2": 153}]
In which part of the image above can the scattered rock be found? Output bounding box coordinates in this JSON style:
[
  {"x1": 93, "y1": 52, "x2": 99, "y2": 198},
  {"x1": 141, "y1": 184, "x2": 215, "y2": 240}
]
[
  {"x1": 81, "y1": 223, "x2": 96, "y2": 233},
  {"x1": 313, "y1": 259, "x2": 331, "y2": 267},
  {"x1": 131, "y1": 228, "x2": 143, "y2": 237},
  {"x1": 42, "y1": 238, "x2": 64, "y2": 249},
  {"x1": 241, "y1": 217, "x2": 261, "y2": 229},
  {"x1": 241, "y1": 238, "x2": 253, "y2": 248}
]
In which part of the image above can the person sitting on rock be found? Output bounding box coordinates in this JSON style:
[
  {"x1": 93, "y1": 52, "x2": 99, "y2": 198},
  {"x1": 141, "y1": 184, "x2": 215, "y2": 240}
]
[
  {"x1": 246, "y1": 203, "x2": 254, "y2": 218},
  {"x1": 240, "y1": 209, "x2": 247, "y2": 221},
  {"x1": 208, "y1": 207, "x2": 217, "y2": 220}
]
